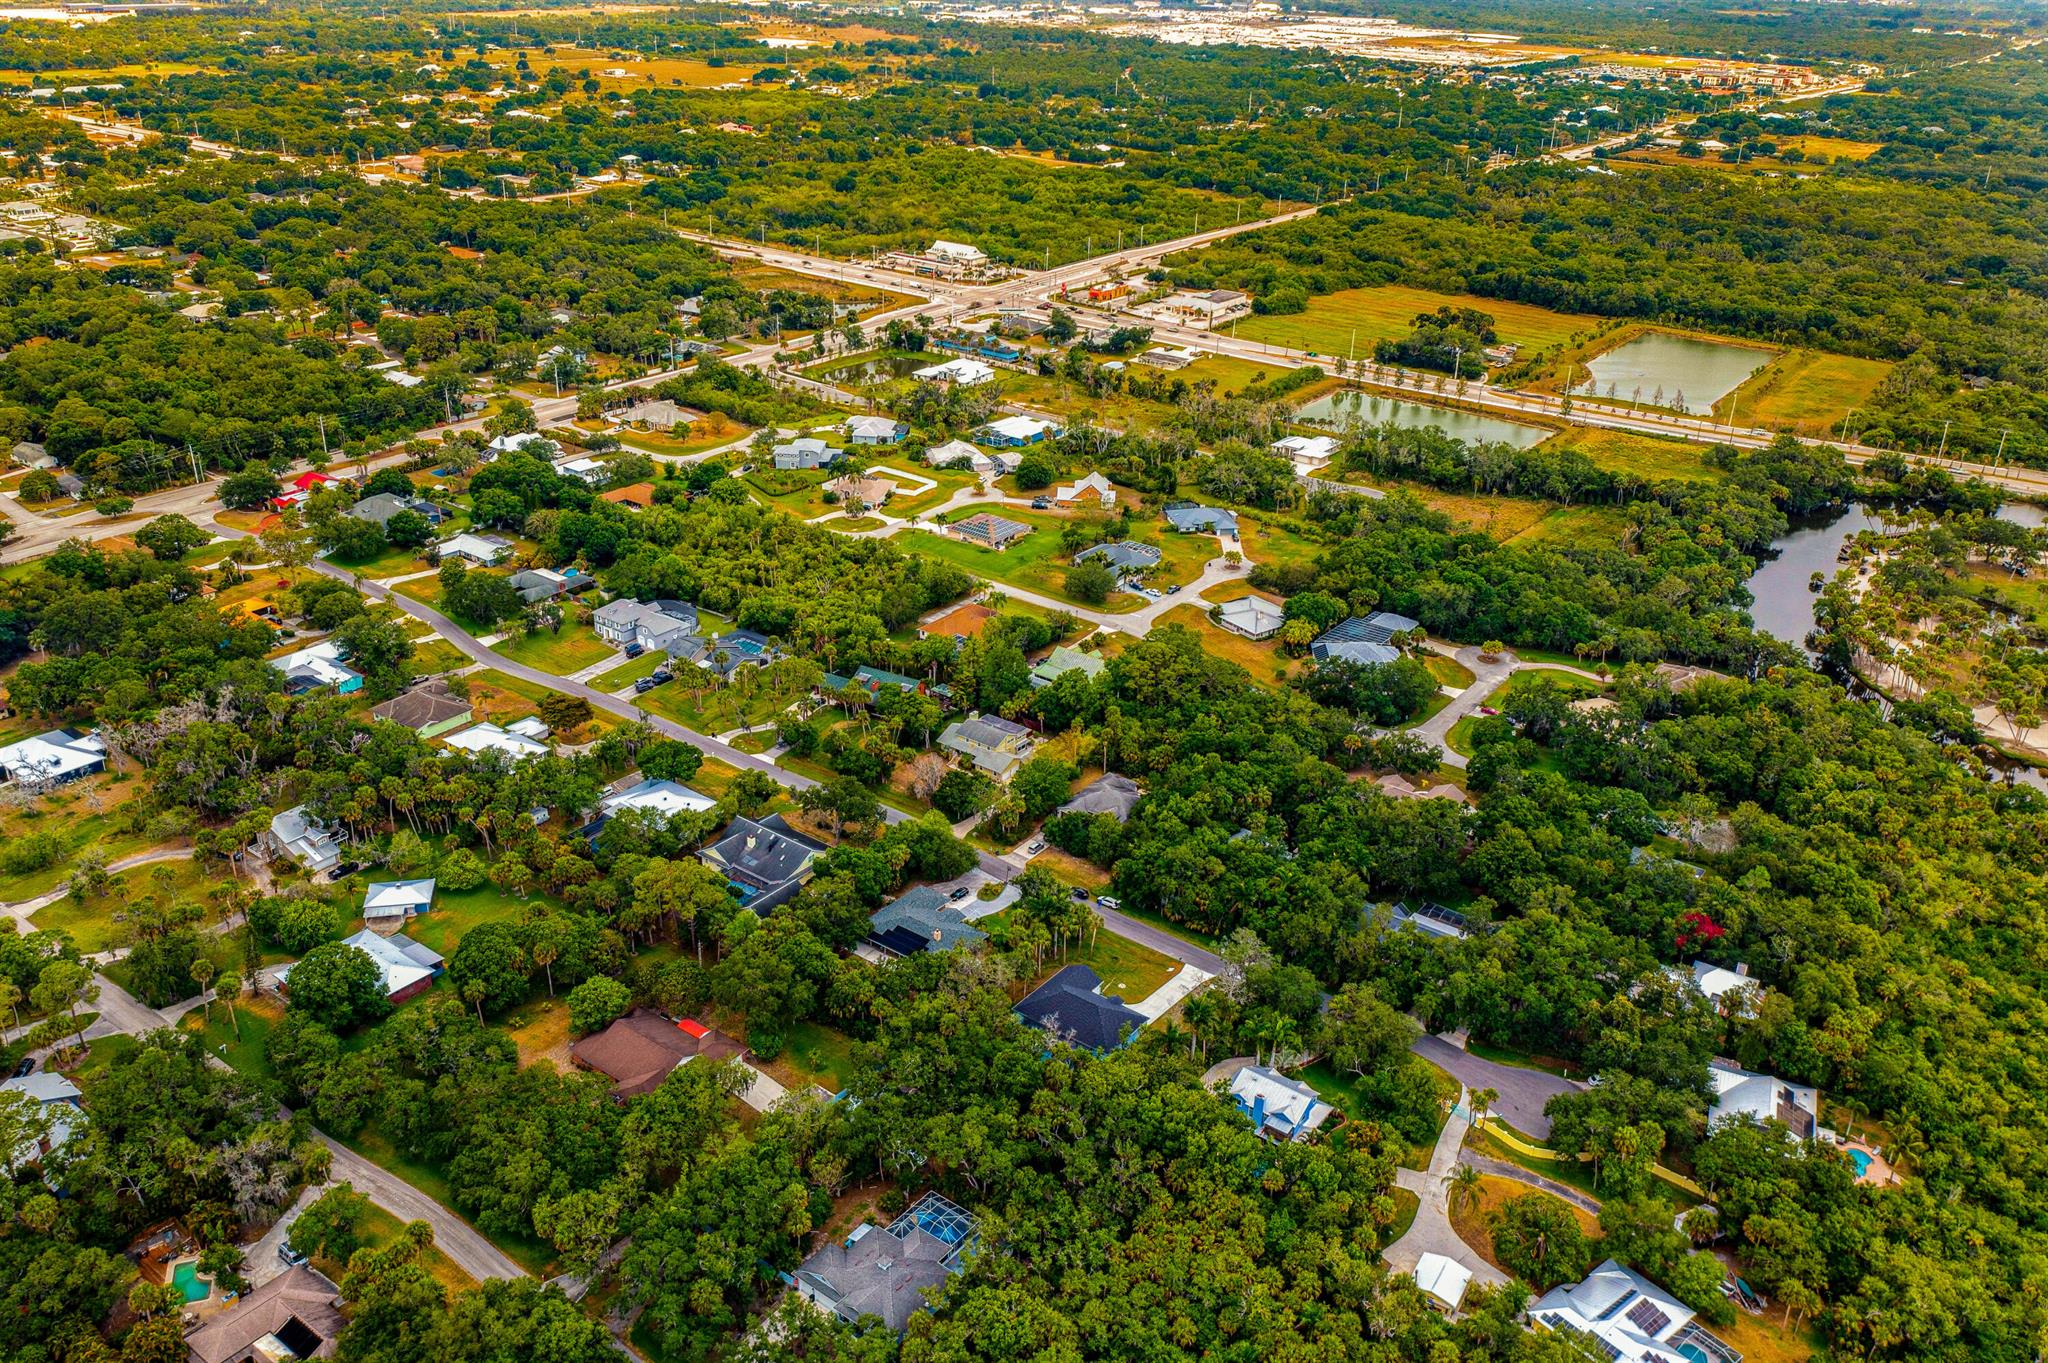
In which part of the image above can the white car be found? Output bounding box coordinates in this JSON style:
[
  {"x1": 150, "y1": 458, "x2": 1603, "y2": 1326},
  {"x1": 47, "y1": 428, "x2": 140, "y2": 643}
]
[
  {"x1": 1097, "y1": 895, "x2": 1121, "y2": 910},
  {"x1": 1025, "y1": 839, "x2": 1046, "y2": 854}
]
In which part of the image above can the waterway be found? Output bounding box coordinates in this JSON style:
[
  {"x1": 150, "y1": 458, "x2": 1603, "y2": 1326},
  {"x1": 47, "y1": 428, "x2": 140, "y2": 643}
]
[
  {"x1": 1745, "y1": 504, "x2": 1893, "y2": 650},
  {"x1": 1294, "y1": 389, "x2": 1551, "y2": 449},
  {"x1": 1577, "y1": 333, "x2": 1773, "y2": 415}
]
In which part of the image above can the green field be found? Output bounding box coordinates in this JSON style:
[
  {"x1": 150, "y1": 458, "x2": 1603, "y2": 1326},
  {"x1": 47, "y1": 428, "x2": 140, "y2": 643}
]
[
  {"x1": 1535, "y1": 426, "x2": 1723, "y2": 482},
  {"x1": 489, "y1": 625, "x2": 617, "y2": 675},
  {"x1": 1717, "y1": 348, "x2": 1893, "y2": 432},
  {"x1": 1235, "y1": 285, "x2": 1602, "y2": 359},
  {"x1": 895, "y1": 509, "x2": 1150, "y2": 614},
  {"x1": 990, "y1": 913, "x2": 1182, "y2": 1006},
  {"x1": 390, "y1": 885, "x2": 537, "y2": 959},
  {"x1": 32, "y1": 856, "x2": 218, "y2": 954},
  {"x1": 1152, "y1": 604, "x2": 1294, "y2": 688}
]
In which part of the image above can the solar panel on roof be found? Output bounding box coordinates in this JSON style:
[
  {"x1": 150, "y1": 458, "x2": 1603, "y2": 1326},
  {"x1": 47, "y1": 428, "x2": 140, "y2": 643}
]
[{"x1": 1626, "y1": 1297, "x2": 1672, "y2": 1337}]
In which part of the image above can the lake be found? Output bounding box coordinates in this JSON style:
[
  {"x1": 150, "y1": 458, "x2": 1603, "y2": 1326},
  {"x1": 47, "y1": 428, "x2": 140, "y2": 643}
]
[
  {"x1": 1745, "y1": 504, "x2": 1896, "y2": 650},
  {"x1": 815, "y1": 353, "x2": 929, "y2": 383},
  {"x1": 1293, "y1": 389, "x2": 1552, "y2": 449},
  {"x1": 1576, "y1": 333, "x2": 1773, "y2": 415}
]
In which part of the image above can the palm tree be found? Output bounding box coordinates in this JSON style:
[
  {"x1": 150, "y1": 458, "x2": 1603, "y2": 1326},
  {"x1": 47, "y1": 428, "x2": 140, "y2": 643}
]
[{"x1": 1444, "y1": 1163, "x2": 1483, "y2": 1219}]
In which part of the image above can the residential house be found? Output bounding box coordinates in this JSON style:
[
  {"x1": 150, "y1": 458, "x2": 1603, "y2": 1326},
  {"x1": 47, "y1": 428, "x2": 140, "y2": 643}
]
[
  {"x1": 950, "y1": 512, "x2": 1031, "y2": 550},
  {"x1": 507, "y1": 567, "x2": 590, "y2": 604},
  {"x1": 925, "y1": 438, "x2": 1009, "y2": 475},
  {"x1": 268, "y1": 805, "x2": 347, "y2": 876},
  {"x1": 795, "y1": 1193, "x2": 978, "y2": 1333},
  {"x1": 1014, "y1": 964, "x2": 1146, "y2": 1051},
  {"x1": 442, "y1": 722, "x2": 550, "y2": 763},
  {"x1": 614, "y1": 398, "x2": 693, "y2": 431},
  {"x1": 912, "y1": 356, "x2": 995, "y2": 387},
  {"x1": 866, "y1": 885, "x2": 989, "y2": 958},
  {"x1": 845, "y1": 415, "x2": 907, "y2": 446},
  {"x1": 1073, "y1": 540, "x2": 1160, "y2": 578},
  {"x1": 1707, "y1": 1057, "x2": 1819, "y2": 1139},
  {"x1": 554, "y1": 456, "x2": 607, "y2": 484},
  {"x1": 1057, "y1": 772, "x2": 1141, "y2": 823},
  {"x1": 1029, "y1": 645, "x2": 1104, "y2": 688},
  {"x1": 1273, "y1": 434, "x2": 1338, "y2": 473},
  {"x1": 827, "y1": 474, "x2": 894, "y2": 508},
  {"x1": 1685, "y1": 959, "x2": 1757, "y2": 1012},
  {"x1": 667, "y1": 628, "x2": 777, "y2": 677},
  {"x1": 435, "y1": 531, "x2": 513, "y2": 566},
  {"x1": 599, "y1": 482, "x2": 656, "y2": 510},
  {"x1": 979, "y1": 415, "x2": 1054, "y2": 447},
  {"x1": 52, "y1": 471, "x2": 85, "y2": 500},
  {"x1": 0, "y1": 728, "x2": 106, "y2": 787},
  {"x1": 1529, "y1": 1259, "x2": 1738, "y2": 1363},
  {"x1": 9, "y1": 440, "x2": 54, "y2": 470},
  {"x1": 601, "y1": 777, "x2": 716, "y2": 819},
  {"x1": 569, "y1": 1009, "x2": 741, "y2": 1099},
  {"x1": 773, "y1": 437, "x2": 842, "y2": 471},
  {"x1": 487, "y1": 431, "x2": 553, "y2": 458},
  {"x1": 2, "y1": 1071, "x2": 84, "y2": 1169},
  {"x1": 270, "y1": 641, "x2": 364, "y2": 696},
  {"x1": 1411, "y1": 1252, "x2": 1473, "y2": 1315},
  {"x1": 1217, "y1": 595, "x2": 1285, "y2": 640},
  {"x1": 919, "y1": 602, "x2": 995, "y2": 641},
  {"x1": 1164, "y1": 504, "x2": 1237, "y2": 535},
  {"x1": 362, "y1": 878, "x2": 435, "y2": 923},
  {"x1": 183, "y1": 1263, "x2": 346, "y2": 1363},
  {"x1": 1311, "y1": 612, "x2": 1421, "y2": 667},
  {"x1": 593, "y1": 597, "x2": 699, "y2": 649},
  {"x1": 1052, "y1": 472, "x2": 1117, "y2": 509},
  {"x1": 365, "y1": 685, "x2": 473, "y2": 739},
  {"x1": 821, "y1": 665, "x2": 925, "y2": 699},
  {"x1": 699, "y1": 814, "x2": 826, "y2": 912},
  {"x1": 345, "y1": 492, "x2": 445, "y2": 528},
  {"x1": 1229, "y1": 1065, "x2": 1334, "y2": 1142},
  {"x1": 939, "y1": 713, "x2": 1035, "y2": 780},
  {"x1": 275, "y1": 929, "x2": 442, "y2": 1004},
  {"x1": 1389, "y1": 901, "x2": 1474, "y2": 940}
]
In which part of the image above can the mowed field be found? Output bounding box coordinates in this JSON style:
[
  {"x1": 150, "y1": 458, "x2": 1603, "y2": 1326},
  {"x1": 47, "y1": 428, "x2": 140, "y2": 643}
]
[
  {"x1": 1716, "y1": 349, "x2": 1892, "y2": 431},
  {"x1": 1234, "y1": 285, "x2": 1601, "y2": 358},
  {"x1": 1535, "y1": 426, "x2": 1724, "y2": 482},
  {"x1": 460, "y1": 45, "x2": 755, "y2": 90}
]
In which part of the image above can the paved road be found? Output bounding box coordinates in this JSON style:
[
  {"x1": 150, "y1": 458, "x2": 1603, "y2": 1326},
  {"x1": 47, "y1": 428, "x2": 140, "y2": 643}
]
[
  {"x1": 317, "y1": 1134, "x2": 526, "y2": 1282},
  {"x1": 1461, "y1": 1151, "x2": 1602, "y2": 1215},
  {"x1": 1384, "y1": 1086, "x2": 1510, "y2": 1291},
  {"x1": 1411, "y1": 1034, "x2": 1583, "y2": 1139}
]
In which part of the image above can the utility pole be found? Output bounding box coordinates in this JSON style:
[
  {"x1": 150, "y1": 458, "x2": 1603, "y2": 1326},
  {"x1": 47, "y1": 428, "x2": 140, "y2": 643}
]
[
  {"x1": 317, "y1": 414, "x2": 329, "y2": 459},
  {"x1": 1937, "y1": 418, "x2": 1951, "y2": 460}
]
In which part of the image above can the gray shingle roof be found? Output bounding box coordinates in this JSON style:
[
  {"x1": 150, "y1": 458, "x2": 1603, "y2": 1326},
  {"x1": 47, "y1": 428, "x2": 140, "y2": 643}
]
[{"x1": 1014, "y1": 964, "x2": 1146, "y2": 1051}]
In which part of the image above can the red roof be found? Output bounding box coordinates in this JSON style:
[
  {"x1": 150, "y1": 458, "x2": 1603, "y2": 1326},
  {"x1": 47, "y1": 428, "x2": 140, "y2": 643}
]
[
  {"x1": 675, "y1": 1018, "x2": 708, "y2": 1039},
  {"x1": 291, "y1": 471, "x2": 333, "y2": 490}
]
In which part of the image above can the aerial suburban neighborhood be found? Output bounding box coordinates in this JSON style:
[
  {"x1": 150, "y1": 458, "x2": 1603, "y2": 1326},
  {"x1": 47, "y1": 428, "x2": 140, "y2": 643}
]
[{"x1": 0, "y1": 0, "x2": 2035, "y2": 1360}]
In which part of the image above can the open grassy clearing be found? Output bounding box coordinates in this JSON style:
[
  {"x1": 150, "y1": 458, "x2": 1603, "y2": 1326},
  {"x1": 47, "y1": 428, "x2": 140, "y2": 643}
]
[
  {"x1": 1536, "y1": 425, "x2": 1724, "y2": 482},
  {"x1": 33, "y1": 856, "x2": 217, "y2": 955},
  {"x1": 489, "y1": 625, "x2": 618, "y2": 676},
  {"x1": 637, "y1": 676, "x2": 798, "y2": 736},
  {"x1": 991, "y1": 912, "x2": 1182, "y2": 1005},
  {"x1": 1152, "y1": 603, "x2": 1296, "y2": 688},
  {"x1": 1446, "y1": 1172, "x2": 1602, "y2": 1278},
  {"x1": 343, "y1": 1203, "x2": 477, "y2": 1296},
  {"x1": 0, "y1": 773, "x2": 160, "y2": 901},
  {"x1": 1233, "y1": 285, "x2": 1601, "y2": 359},
  {"x1": 389, "y1": 885, "x2": 538, "y2": 959},
  {"x1": 1716, "y1": 349, "x2": 1892, "y2": 431},
  {"x1": 459, "y1": 44, "x2": 757, "y2": 91},
  {"x1": 896, "y1": 510, "x2": 1148, "y2": 614},
  {"x1": 1507, "y1": 505, "x2": 1635, "y2": 549}
]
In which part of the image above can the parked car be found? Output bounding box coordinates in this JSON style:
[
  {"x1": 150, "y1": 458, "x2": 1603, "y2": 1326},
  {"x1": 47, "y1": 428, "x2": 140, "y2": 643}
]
[
  {"x1": 1030, "y1": 497, "x2": 1051, "y2": 509},
  {"x1": 1025, "y1": 839, "x2": 1045, "y2": 854},
  {"x1": 633, "y1": 676, "x2": 658, "y2": 694},
  {"x1": 948, "y1": 886, "x2": 972, "y2": 902},
  {"x1": 622, "y1": 641, "x2": 644, "y2": 658},
  {"x1": 277, "y1": 1242, "x2": 308, "y2": 1268},
  {"x1": 1097, "y1": 895, "x2": 1122, "y2": 910},
  {"x1": 1165, "y1": 584, "x2": 1181, "y2": 594},
  {"x1": 11, "y1": 1056, "x2": 34, "y2": 1079},
  {"x1": 1070, "y1": 887, "x2": 1089, "y2": 901}
]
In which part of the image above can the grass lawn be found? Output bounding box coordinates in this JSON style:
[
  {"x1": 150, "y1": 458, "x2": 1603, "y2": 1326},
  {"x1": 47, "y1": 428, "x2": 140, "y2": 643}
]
[
  {"x1": 0, "y1": 775, "x2": 160, "y2": 901},
  {"x1": 1385, "y1": 1187, "x2": 1420, "y2": 1245},
  {"x1": 1717, "y1": 349, "x2": 1892, "y2": 432},
  {"x1": 1423, "y1": 653, "x2": 1476, "y2": 691},
  {"x1": 1234, "y1": 285, "x2": 1601, "y2": 359},
  {"x1": 343, "y1": 1120, "x2": 558, "y2": 1278},
  {"x1": 991, "y1": 913, "x2": 1181, "y2": 1004},
  {"x1": 743, "y1": 467, "x2": 839, "y2": 520},
  {"x1": 877, "y1": 465, "x2": 979, "y2": 520},
  {"x1": 1535, "y1": 426, "x2": 1724, "y2": 483},
  {"x1": 780, "y1": 1019, "x2": 860, "y2": 1093},
  {"x1": 409, "y1": 639, "x2": 467, "y2": 675},
  {"x1": 394, "y1": 575, "x2": 449, "y2": 608},
  {"x1": 896, "y1": 513, "x2": 1145, "y2": 614},
  {"x1": 590, "y1": 651, "x2": 667, "y2": 691},
  {"x1": 1448, "y1": 1172, "x2": 1601, "y2": 1279},
  {"x1": 341, "y1": 1203, "x2": 477, "y2": 1295},
  {"x1": 1483, "y1": 668, "x2": 1606, "y2": 709},
  {"x1": 490, "y1": 626, "x2": 618, "y2": 676},
  {"x1": 451, "y1": 669, "x2": 614, "y2": 741},
  {"x1": 324, "y1": 538, "x2": 440, "y2": 580},
  {"x1": 500, "y1": 996, "x2": 573, "y2": 1072},
  {"x1": 33, "y1": 857, "x2": 219, "y2": 954},
  {"x1": 179, "y1": 993, "x2": 284, "y2": 1084},
  {"x1": 397, "y1": 886, "x2": 537, "y2": 959},
  {"x1": 1506, "y1": 504, "x2": 1633, "y2": 549},
  {"x1": 1152, "y1": 603, "x2": 1296, "y2": 688},
  {"x1": 639, "y1": 678, "x2": 798, "y2": 736}
]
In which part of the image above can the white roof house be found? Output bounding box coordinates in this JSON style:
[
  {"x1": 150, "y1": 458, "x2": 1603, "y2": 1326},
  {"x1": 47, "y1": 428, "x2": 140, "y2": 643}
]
[
  {"x1": 601, "y1": 777, "x2": 716, "y2": 819},
  {"x1": 269, "y1": 805, "x2": 346, "y2": 874},
  {"x1": 0, "y1": 728, "x2": 106, "y2": 786},
  {"x1": 442, "y1": 722, "x2": 550, "y2": 762},
  {"x1": 1274, "y1": 434, "x2": 1338, "y2": 471},
  {"x1": 1686, "y1": 959, "x2": 1757, "y2": 1007},
  {"x1": 554, "y1": 456, "x2": 607, "y2": 484},
  {"x1": 1053, "y1": 471, "x2": 1117, "y2": 506},
  {"x1": 926, "y1": 438, "x2": 1001, "y2": 473},
  {"x1": 1228, "y1": 1065, "x2": 1334, "y2": 1142},
  {"x1": 1217, "y1": 595, "x2": 1285, "y2": 640},
  {"x1": 2, "y1": 1071, "x2": 83, "y2": 1169},
  {"x1": 435, "y1": 531, "x2": 513, "y2": 566},
  {"x1": 928, "y1": 239, "x2": 987, "y2": 264},
  {"x1": 362, "y1": 878, "x2": 436, "y2": 921},
  {"x1": 983, "y1": 415, "x2": 1053, "y2": 444},
  {"x1": 487, "y1": 431, "x2": 553, "y2": 456},
  {"x1": 1412, "y1": 1252, "x2": 1473, "y2": 1314},
  {"x1": 270, "y1": 640, "x2": 363, "y2": 694},
  {"x1": 1530, "y1": 1259, "x2": 1728, "y2": 1363},
  {"x1": 913, "y1": 357, "x2": 995, "y2": 386},
  {"x1": 1707, "y1": 1057, "x2": 1819, "y2": 1139},
  {"x1": 274, "y1": 928, "x2": 441, "y2": 1001}
]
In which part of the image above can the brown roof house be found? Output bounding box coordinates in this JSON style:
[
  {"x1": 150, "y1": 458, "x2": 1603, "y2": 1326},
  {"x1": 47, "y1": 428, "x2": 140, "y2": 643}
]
[
  {"x1": 599, "y1": 482, "x2": 656, "y2": 509},
  {"x1": 365, "y1": 682, "x2": 473, "y2": 739},
  {"x1": 569, "y1": 1008, "x2": 741, "y2": 1099},
  {"x1": 184, "y1": 1264, "x2": 345, "y2": 1363}
]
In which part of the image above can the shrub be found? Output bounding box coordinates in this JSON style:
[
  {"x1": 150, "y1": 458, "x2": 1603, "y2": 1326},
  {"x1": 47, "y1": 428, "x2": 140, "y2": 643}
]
[{"x1": 567, "y1": 975, "x2": 633, "y2": 1034}]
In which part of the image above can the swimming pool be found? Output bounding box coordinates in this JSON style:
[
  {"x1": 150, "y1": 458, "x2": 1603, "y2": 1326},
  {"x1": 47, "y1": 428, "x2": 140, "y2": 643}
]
[
  {"x1": 171, "y1": 1260, "x2": 209, "y2": 1304},
  {"x1": 1848, "y1": 1148, "x2": 1874, "y2": 1178}
]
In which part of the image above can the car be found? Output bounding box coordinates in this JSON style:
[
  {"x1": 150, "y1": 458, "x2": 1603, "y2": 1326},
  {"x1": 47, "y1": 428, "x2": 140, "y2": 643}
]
[
  {"x1": 1165, "y1": 584, "x2": 1181, "y2": 594},
  {"x1": 1097, "y1": 895, "x2": 1122, "y2": 910},
  {"x1": 11, "y1": 1056, "x2": 34, "y2": 1079},
  {"x1": 948, "y1": 886, "x2": 972, "y2": 901},
  {"x1": 622, "y1": 641, "x2": 644, "y2": 658},
  {"x1": 1030, "y1": 497, "x2": 1050, "y2": 509},
  {"x1": 1070, "y1": 887, "x2": 1089, "y2": 901},
  {"x1": 1025, "y1": 839, "x2": 1045, "y2": 853},
  {"x1": 277, "y1": 1242, "x2": 308, "y2": 1268},
  {"x1": 633, "y1": 676, "x2": 658, "y2": 694}
]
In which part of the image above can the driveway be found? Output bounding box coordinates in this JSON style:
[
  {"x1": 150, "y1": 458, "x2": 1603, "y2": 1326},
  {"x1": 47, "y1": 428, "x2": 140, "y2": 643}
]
[
  {"x1": 1411, "y1": 1034, "x2": 1582, "y2": 1139},
  {"x1": 318, "y1": 1136, "x2": 526, "y2": 1282},
  {"x1": 1383, "y1": 1086, "x2": 1510, "y2": 1291}
]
